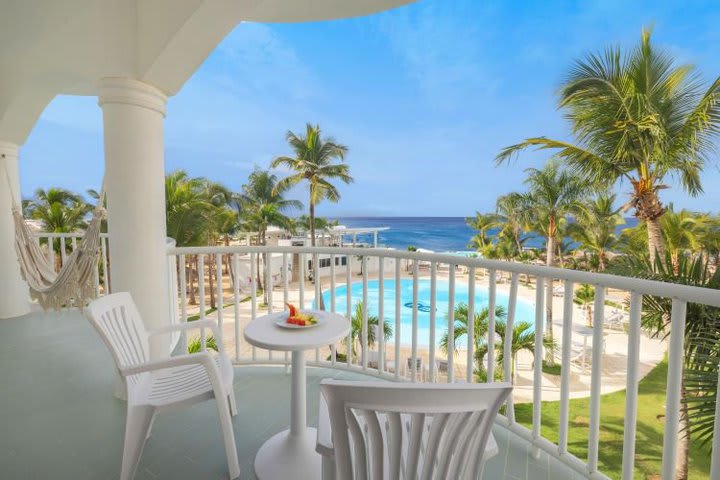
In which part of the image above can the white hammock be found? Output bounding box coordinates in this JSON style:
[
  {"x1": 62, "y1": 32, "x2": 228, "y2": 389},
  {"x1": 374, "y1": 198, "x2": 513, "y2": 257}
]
[{"x1": 4, "y1": 165, "x2": 106, "y2": 309}]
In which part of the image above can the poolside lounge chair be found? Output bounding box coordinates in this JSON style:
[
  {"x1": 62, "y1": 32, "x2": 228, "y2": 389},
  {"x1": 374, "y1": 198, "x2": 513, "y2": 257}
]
[
  {"x1": 404, "y1": 356, "x2": 423, "y2": 380},
  {"x1": 605, "y1": 309, "x2": 627, "y2": 331},
  {"x1": 85, "y1": 293, "x2": 240, "y2": 480},
  {"x1": 316, "y1": 380, "x2": 510, "y2": 480}
]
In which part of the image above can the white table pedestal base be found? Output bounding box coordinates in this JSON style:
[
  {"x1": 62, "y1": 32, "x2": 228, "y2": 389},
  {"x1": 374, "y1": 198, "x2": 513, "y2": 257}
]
[{"x1": 254, "y1": 427, "x2": 321, "y2": 479}]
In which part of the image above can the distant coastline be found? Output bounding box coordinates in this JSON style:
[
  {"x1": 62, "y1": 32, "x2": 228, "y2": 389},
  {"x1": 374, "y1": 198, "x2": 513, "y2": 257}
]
[{"x1": 331, "y1": 216, "x2": 639, "y2": 252}]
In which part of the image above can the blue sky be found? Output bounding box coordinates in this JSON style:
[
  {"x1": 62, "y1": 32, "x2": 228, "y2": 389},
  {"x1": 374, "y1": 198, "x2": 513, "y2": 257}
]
[{"x1": 19, "y1": 0, "x2": 720, "y2": 216}]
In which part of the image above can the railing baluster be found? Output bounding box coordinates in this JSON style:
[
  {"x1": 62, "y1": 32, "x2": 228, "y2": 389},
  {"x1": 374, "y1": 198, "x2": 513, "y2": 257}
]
[
  {"x1": 48, "y1": 238, "x2": 56, "y2": 271},
  {"x1": 266, "y1": 250, "x2": 273, "y2": 314},
  {"x1": 314, "y1": 253, "x2": 321, "y2": 363},
  {"x1": 250, "y1": 252, "x2": 257, "y2": 361},
  {"x1": 429, "y1": 262, "x2": 437, "y2": 382},
  {"x1": 710, "y1": 367, "x2": 720, "y2": 480},
  {"x1": 346, "y1": 254, "x2": 352, "y2": 367},
  {"x1": 487, "y1": 269, "x2": 496, "y2": 382},
  {"x1": 558, "y1": 280, "x2": 574, "y2": 454},
  {"x1": 179, "y1": 254, "x2": 188, "y2": 352},
  {"x1": 71, "y1": 236, "x2": 77, "y2": 251},
  {"x1": 299, "y1": 253, "x2": 305, "y2": 309},
  {"x1": 661, "y1": 299, "x2": 688, "y2": 479},
  {"x1": 587, "y1": 285, "x2": 605, "y2": 473},
  {"x1": 411, "y1": 260, "x2": 419, "y2": 382},
  {"x1": 198, "y1": 254, "x2": 206, "y2": 349},
  {"x1": 467, "y1": 266, "x2": 476, "y2": 383},
  {"x1": 59, "y1": 236, "x2": 66, "y2": 265},
  {"x1": 621, "y1": 292, "x2": 642, "y2": 480},
  {"x1": 447, "y1": 264, "x2": 456, "y2": 383},
  {"x1": 216, "y1": 253, "x2": 224, "y2": 345},
  {"x1": 378, "y1": 256, "x2": 384, "y2": 375},
  {"x1": 361, "y1": 256, "x2": 369, "y2": 370},
  {"x1": 233, "y1": 253, "x2": 240, "y2": 362},
  {"x1": 283, "y1": 253, "x2": 289, "y2": 366},
  {"x1": 394, "y1": 259, "x2": 401, "y2": 380},
  {"x1": 504, "y1": 273, "x2": 518, "y2": 421},
  {"x1": 330, "y1": 254, "x2": 336, "y2": 365},
  {"x1": 101, "y1": 236, "x2": 109, "y2": 293},
  {"x1": 265, "y1": 250, "x2": 272, "y2": 361},
  {"x1": 532, "y1": 277, "x2": 545, "y2": 439}
]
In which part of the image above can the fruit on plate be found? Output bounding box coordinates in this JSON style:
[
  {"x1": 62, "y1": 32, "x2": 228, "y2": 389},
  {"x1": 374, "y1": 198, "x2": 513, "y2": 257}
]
[{"x1": 285, "y1": 303, "x2": 317, "y2": 326}]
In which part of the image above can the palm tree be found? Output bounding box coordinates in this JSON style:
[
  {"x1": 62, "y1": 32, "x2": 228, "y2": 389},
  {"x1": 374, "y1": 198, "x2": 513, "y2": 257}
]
[
  {"x1": 466, "y1": 212, "x2": 500, "y2": 251},
  {"x1": 612, "y1": 253, "x2": 720, "y2": 478},
  {"x1": 495, "y1": 320, "x2": 555, "y2": 384},
  {"x1": 348, "y1": 301, "x2": 392, "y2": 365},
  {"x1": 660, "y1": 205, "x2": 705, "y2": 273},
  {"x1": 439, "y1": 304, "x2": 507, "y2": 379},
  {"x1": 239, "y1": 169, "x2": 301, "y2": 302},
  {"x1": 24, "y1": 188, "x2": 92, "y2": 270},
  {"x1": 496, "y1": 29, "x2": 720, "y2": 264},
  {"x1": 573, "y1": 284, "x2": 595, "y2": 326},
  {"x1": 165, "y1": 171, "x2": 218, "y2": 305},
  {"x1": 271, "y1": 123, "x2": 352, "y2": 247},
  {"x1": 568, "y1": 193, "x2": 624, "y2": 271},
  {"x1": 496, "y1": 193, "x2": 531, "y2": 252},
  {"x1": 508, "y1": 162, "x2": 587, "y2": 350}
]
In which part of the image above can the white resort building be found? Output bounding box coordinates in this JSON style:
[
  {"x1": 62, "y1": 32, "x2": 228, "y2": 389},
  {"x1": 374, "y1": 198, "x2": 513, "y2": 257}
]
[{"x1": 0, "y1": 2, "x2": 718, "y2": 480}]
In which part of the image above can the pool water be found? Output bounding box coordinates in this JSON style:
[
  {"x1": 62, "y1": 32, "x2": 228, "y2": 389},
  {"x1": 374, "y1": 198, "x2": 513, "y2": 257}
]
[{"x1": 321, "y1": 279, "x2": 537, "y2": 347}]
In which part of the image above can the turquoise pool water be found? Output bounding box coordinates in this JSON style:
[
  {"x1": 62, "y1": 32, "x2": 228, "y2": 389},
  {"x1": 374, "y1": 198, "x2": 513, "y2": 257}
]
[{"x1": 321, "y1": 279, "x2": 537, "y2": 347}]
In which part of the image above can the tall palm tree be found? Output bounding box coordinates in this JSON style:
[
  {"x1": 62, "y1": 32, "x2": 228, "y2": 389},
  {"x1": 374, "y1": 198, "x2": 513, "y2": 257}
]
[
  {"x1": 568, "y1": 193, "x2": 624, "y2": 271},
  {"x1": 24, "y1": 188, "x2": 92, "y2": 270},
  {"x1": 496, "y1": 29, "x2": 720, "y2": 264},
  {"x1": 271, "y1": 123, "x2": 352, "y2": 246},
  {"x1": 439, "y1": 304, "x2": 507, "y2": 379},
  {"x1": 349, "y1": 301, "x2": 393, "y2": 365},
  {"x1": 239, "y1": 169, "x2": 301, "y2": 302},
  {"x1": 509, "y1": 162, "x2": 587, "y2": 348}
]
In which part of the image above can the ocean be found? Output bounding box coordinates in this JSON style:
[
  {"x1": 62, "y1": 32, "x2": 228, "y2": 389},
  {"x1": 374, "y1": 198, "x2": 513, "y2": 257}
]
[{"x1": 333, "y1": 216, "x2": 638, "y2": 252}]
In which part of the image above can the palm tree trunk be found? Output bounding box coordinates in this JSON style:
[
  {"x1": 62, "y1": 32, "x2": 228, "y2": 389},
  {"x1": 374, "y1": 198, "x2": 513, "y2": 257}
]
[
  {"x1": 646, "y1": 216, "x2": 665, "y2": 266},
  {"x1": 545, "y1": 233, "x2": 555, "y2": 364},
  {"x1": 309, "y1": 201, "x2": 316, "y2": 247}
]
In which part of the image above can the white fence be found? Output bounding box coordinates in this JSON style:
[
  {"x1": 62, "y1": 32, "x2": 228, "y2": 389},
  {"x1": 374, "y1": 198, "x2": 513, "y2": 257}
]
[{"x1": 166, "y1": 245, "x2": 720, "y2": 480}]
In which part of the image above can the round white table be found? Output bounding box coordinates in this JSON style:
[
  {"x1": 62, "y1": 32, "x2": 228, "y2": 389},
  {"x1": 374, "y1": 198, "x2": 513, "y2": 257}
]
[{"x1": 244, "y1": 310, "x2": 350, "y2": 480}]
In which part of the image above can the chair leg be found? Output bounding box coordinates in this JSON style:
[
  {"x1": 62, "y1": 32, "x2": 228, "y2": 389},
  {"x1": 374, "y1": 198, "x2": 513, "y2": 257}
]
[
  {"x1": 228, "y1": 388, "x2": 238, "y2": 417},
  {"x1": 215, "y1": 393, "x2": 240, "y2": 479},
  {"x1": 120, "y1": 405, "x2": 155, "y2": 480}
]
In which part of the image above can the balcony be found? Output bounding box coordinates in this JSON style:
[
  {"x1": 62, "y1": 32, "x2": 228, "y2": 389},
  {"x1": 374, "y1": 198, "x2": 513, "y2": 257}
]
[{"x1": 5, "y1": 235, "x2": 719, "y2": 479}]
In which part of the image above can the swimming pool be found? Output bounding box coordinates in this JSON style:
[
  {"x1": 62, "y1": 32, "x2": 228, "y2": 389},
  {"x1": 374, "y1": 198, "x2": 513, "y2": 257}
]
[{"x1": 321, "y1": 279, "x2": 537, "y2": 347}]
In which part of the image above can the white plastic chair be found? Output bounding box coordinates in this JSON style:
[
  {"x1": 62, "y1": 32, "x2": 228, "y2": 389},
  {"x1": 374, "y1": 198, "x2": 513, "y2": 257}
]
[
  {"x1": 85, "y1": 292, "x2": 240, "y2": 480},
  {"x1": 317, "y1": 380, "x2": 511, "y2": 480}
]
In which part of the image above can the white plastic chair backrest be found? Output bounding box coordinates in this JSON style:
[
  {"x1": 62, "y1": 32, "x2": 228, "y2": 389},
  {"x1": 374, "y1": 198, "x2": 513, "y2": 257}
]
[
  {"x1": 85, "y1": 292, "x2": 150, "y2": 384},
  {"x1": 320, "y1": 380, "x2": 512, "y2": 480}
]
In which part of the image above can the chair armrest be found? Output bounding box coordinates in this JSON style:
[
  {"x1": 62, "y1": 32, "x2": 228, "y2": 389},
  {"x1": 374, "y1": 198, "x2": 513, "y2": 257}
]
[
  {"x1": 148, "y1": 320, "x2": 224, "y2": 352},
  {"x1": 121, "y1": 353, "x2": 225, "y2": 393}
]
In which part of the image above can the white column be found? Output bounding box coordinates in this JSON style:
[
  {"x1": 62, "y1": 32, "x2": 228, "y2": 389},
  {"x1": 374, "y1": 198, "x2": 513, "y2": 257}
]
[
  {"x1": 0, "y1": 141, "x2": 31, "y2": 318},
  {"x1": 98, "y1": 78, "x2": 171, "y2": 358}
]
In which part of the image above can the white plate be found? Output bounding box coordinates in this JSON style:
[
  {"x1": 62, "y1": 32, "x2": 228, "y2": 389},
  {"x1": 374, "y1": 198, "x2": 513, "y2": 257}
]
[{"x1": 275, "y1": 314, "x2": 323, "y2": 329}]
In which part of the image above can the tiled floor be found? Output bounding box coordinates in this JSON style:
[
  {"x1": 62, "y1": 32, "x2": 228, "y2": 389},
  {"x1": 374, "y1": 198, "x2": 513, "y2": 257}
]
[{"x1": 1, "y1": 310, "x2": 585, "y2": 479}]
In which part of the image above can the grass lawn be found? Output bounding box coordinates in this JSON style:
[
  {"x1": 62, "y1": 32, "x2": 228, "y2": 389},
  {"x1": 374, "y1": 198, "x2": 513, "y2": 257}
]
[{"x1": 515, "y1": 360, "x2": 711, "y2": 479}]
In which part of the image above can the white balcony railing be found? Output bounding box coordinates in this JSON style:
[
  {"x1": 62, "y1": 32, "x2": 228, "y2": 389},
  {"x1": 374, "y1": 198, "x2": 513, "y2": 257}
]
[
  {"x1": 166, "y1": 244, "x2": 720, "y2": 480},
  {"x1": 30, "y1": 234, "x2": 720, "y2": 479}
]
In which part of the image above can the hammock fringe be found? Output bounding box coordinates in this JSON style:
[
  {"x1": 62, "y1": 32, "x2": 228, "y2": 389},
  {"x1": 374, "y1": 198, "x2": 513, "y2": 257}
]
[{"x1": 12, "y1": 201, "x2": 106, "y2": 310}]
